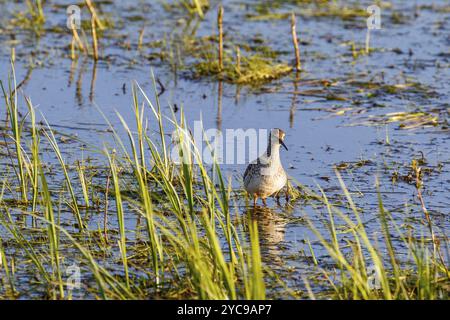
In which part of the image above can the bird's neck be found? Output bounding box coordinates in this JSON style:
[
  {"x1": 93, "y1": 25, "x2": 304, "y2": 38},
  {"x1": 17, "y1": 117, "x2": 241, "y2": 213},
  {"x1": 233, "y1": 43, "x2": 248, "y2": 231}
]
[{"x1": 266, "y1": 142, "x2": 281, "y2": 162}]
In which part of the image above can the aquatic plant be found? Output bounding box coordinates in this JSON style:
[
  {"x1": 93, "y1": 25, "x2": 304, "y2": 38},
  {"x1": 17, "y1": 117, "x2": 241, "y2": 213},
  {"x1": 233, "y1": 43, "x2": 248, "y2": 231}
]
[
  {"x1": 176, "y1": 0, "x2": 210, "y2": 18},
  {"x1": 11, "y1": 0, "x2": 46, "y2": 35},
  {"x1": 0, "y1": 58, "x2": 447, "y2": 299},
  {"x1": 0, "y1": 66, "x2": 266, "y2": 299},
  {"x1": 303, "y1": 171, "x2": 449, "y2": 299},
  {"x1": 194, "y1": 53, "x2": 292, "y2": 85}
]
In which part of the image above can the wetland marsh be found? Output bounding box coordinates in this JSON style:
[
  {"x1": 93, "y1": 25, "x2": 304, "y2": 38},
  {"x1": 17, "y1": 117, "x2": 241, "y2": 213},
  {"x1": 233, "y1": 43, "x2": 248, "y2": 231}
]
[{"x1": 0, "y1": 0, "x2": 448, "y2": 300}]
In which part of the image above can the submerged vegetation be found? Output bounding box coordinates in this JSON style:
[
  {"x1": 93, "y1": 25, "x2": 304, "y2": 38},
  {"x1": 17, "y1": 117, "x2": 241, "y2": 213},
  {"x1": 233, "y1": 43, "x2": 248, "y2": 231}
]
[
  {"x1": 194, "y1": 53, "x2": 292, "y2": 85},
  {"x1": 191, "y1": 5, "x2": 294, "y2": 84},
  {"x1": 304, "y1": 172, "x2": 449, "y2": 300},
  {"x1": 11, "y1": 0, "x2": 46, "y2": 35}
]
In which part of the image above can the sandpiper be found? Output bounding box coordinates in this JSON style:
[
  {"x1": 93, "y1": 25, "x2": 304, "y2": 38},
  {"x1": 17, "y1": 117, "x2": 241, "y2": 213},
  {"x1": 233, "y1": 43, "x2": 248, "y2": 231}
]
[{"x1": 243, "y1": 128, "x2": 288, "y2": 206}]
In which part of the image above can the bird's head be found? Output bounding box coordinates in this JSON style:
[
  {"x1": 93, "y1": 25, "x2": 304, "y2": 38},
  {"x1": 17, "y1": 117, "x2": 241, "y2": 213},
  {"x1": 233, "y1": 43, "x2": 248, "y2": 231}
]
[{"x1": 270, "y1": 128, "x2": 288, "y2": 151}]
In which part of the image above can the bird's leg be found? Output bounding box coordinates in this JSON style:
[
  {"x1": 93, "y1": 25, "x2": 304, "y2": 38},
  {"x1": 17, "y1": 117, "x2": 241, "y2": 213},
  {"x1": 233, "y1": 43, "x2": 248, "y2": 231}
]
[
  {"x1": 285, "y1": 185, "x2": 290, "y2": 202},
  {"x1": 253, "y1": 195, "x2": 258, "y2": 207},
  {"x1": 262, "y1": 198, "x2": 267, "y2": 206},
  {"x1": 275, "y1": 192, "x2": 281, "y2": 205}
]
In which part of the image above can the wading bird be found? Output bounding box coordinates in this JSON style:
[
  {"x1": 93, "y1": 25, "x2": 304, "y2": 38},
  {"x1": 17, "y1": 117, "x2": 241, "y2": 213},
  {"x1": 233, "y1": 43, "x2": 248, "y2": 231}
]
[{"x1": 244, "y1": 128, "x2": 288, "y2": 206}]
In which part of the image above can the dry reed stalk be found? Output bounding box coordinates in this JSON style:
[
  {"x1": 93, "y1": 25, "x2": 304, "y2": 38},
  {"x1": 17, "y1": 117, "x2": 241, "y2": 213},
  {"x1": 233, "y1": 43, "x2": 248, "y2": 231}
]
[
  {"x1": 218, "y1": 5, "x2": 224, "y2": 72},
  {"x1": 85, "y1": 0, "x2": 105, "y2": 30},
  {"x1": 70, "y1": 37, "x2": 76, "y2": 60},
  {"x1": 291, "y1": 13, "x2": 301, "y2": 71},
  {"x1": 138, "y1": 27, "x2": 145, "y2": 50},
  {"x1": 91, "y1": 15, "x2": 99, "y2": 60},
  {"x1": 235, "y1": 46, "x2": 241, "y2": 75},
  {"x1": 414, "y1": 163, "x2": 446, "y2": 268},
  {"x1": 71, "y1": 20, "x2": 86, "y2": 54}
]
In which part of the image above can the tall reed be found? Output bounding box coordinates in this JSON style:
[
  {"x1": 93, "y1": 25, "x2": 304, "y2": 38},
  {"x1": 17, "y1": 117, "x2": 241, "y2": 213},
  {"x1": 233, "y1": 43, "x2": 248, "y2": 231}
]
[
  {"x1": 1, "y1": 63, "x2": 29, "y2": 202},
  {"x1": 291, "y1": 13, "x2": 301, "y2": 72}
]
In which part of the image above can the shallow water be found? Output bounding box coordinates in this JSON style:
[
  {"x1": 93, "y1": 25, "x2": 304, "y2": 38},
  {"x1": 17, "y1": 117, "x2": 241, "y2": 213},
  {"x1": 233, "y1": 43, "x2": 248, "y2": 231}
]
[{"x1": 0, "y1": 0, "x2": 449, "y2": 298}]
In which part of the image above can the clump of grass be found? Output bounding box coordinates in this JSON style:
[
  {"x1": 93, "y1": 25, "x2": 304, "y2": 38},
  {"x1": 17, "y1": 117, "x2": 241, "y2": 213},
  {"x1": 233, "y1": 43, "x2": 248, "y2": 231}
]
[
  {"x1": 247, "y1": 1, "x2": 367, "y2": 21},
  {"x1": 0, "y1": 239, "x2": 16, "y2": 297},
  {"x1": 349, "y1": 111, "x2": 439, "y2": 130},
  {"x1": 186, "y1": 5, "x2": 292, "y2": 85},
  {"x1": 341, "y1": 40, "x2": 376, "y2": 60},
  {"x1": 0, "y1": 61, "x2": 447, "y2": 300},
  {"x1": 27, "y1": 0, "x2": 45, "y2": 24},
  {"x1": 164, "y1": 0, "x2": 210, "y2": 18},
  {"x1": 12, "y1": 0, "x2": 46, "y2": 35},
  {"x1": 195, "y1": 54, "x2": 292, "y2": 85},
  {"x1": 0, "y1": 64, "x2": 267, "y2": 299},
  {"x1": 304, "y1": 170, "x2": 449, "y2": 299},
  {"x1": 67, "y1": 0, "x2": 109, "y2": 60},
  {"x1": 305, "y1": 5, "x2": 368, "y2": 20},
  {"x1": 236, "y1": 56, "x2": 292, "y2": 84},
  {"x1": 1, "y1": 63, "x2": 29, "y2": 203},
  {"x1": 247, "y1": 12, "x2": 291, "y2": 21}
]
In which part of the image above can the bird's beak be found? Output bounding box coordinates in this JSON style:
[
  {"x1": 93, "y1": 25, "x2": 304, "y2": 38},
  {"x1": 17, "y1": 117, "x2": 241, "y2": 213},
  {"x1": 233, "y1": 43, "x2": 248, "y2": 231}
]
[{"x1": 279, "y1": 139, "x2": 288, "y2": 151}]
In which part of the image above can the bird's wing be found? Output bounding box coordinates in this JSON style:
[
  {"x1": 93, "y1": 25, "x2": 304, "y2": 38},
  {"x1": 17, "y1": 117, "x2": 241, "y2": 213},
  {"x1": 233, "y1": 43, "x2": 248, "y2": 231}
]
[
  {"x1": 243, "y1": 162, "x2": 258, "y2": 182},
  {"x1": 244, "y1": 156, "x2": 267, "y2": 182}
]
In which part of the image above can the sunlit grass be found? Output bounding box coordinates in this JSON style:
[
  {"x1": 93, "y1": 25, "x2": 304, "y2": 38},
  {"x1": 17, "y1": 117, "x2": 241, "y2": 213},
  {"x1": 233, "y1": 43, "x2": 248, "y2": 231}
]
[
  {"x1": 0, "y1": 64, "x2": 266, "y2": 299},
  {"x1": 0, "y1": 63, "x2": 447, "y2": 300},
  {"x1": 303, "y1": 171, "x2": 449, "y2": 300}
]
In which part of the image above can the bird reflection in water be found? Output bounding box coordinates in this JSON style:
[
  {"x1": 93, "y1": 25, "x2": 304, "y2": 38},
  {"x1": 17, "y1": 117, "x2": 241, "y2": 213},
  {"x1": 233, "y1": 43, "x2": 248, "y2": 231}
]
[{"x1": 246, "y1": 206, "x2": 288, "y2": 265}]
